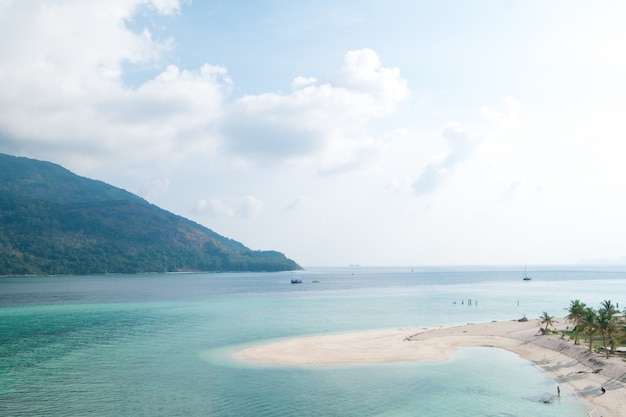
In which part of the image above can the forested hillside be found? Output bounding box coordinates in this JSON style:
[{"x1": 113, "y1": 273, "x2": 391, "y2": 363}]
[{"x1": 0, "y1": 153, "x2": 301, "y2": 275}]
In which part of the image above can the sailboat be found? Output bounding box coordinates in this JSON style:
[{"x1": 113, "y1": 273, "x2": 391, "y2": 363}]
[{"x1": 522, "y1": 267, "x2": 531, "y2": 281}]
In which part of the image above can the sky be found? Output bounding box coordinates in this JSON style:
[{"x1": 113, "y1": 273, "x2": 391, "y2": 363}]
[{"x1": 1, "y1": 0, "x2": 626, "y2": 267}]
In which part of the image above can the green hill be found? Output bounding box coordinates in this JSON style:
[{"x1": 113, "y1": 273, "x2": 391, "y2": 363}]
[{"x1": 0, "y1": 153, "x2": 301, "y2": 275}]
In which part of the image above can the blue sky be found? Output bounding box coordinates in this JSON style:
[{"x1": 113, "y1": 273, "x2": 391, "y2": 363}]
[{"x1": 1, "y1": 0, "x2": 626, "y2": 266}]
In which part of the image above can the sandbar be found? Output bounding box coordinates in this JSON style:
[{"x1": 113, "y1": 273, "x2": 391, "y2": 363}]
[{"x1": 235, "y1": 318, "x2": 626, "y2": 417}]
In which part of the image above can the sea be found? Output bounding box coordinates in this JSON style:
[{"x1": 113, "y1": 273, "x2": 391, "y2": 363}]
[{"x1": 2, "y1": 266, "x2": 625, "y2": 417}]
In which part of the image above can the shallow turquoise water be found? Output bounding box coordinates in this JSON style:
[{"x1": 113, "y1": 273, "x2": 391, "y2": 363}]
[{"x1": 2, "y1": 267, "x2": 624, "y2": 416}]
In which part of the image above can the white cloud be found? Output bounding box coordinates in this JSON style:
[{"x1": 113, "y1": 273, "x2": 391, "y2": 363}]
[
  {"x1": 412, "y1": 97, "x2": 523, "y2": 197},
  {"x1": 284, "y1": 196, "x2": 309, "y2": 211},
  {"x1": 194, "y1": 199, "x2": 235, "y2": 218},
  {"x1": 338, "y1": 48, "x2": 409, "y2": 107},
  {"x1": 235, "y1": 196, "x2": 263, "y2": 219},
  {"x1": 497, "y1": 178, "x2": 523, "y2": 202},
  {"x1": 291, "y1": 76, "x2": 317, "y2": 90},
  {"x1": 221, "y1": 49, "x2": 409, "y2": 169},
  {"x1": 0, "y1": 0, "x2": 229, "y2": 171},
  {"x1": 0, "y1": 1, "x2": 408, "y2": 192},
  {"x1": 480, "y1": 96, "x2": 521, "y2": 125},
  {"x1": 8, "y1": 2, "x2": 625, "y2": 267},
  {"x1": 194, "y1": 196, "x2": 264, "y2": 219},
  {"x1": 147, "y1": 0, "x2": 181, "y2": 15},
  {"x1": 0, "y1": 1, "x2": 175, "y2": 88},
  {"x1": 384, "y1": 178, "x2": 405, "y2": 193},
  {"x1": 413, "y1": 121, "x2": 482, "y2": 195}
]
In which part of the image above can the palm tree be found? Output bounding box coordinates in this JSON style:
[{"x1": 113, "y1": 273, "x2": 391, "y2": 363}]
[
  {"x1": 539, "y1": 311, "x2": 557, "y2": 334},
  {"x1": 596, "y1": 308, "x2": 615, "y2": 359},
  {"x1": 565, "y1": 299, "x2": 586, "y2": 344},
  {"x1": 580, "y1": 307, "x2": 597, "y2": 352},
  {"x1": 601, "y1": 299, "x2": 618, "y2": 316},
  {"x1": 599, "y1": 300, "x2": 620, "y2": 345},
  {"x1": 608, "y1": 332, "x2": 626, "y2": 357}
]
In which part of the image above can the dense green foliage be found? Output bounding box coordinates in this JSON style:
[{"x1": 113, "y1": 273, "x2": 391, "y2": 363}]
[
  {"x1": 558, "y1": 299, "x2": 626, "y2": 359},
  {"x1": 0, "y1": 153, "x2": 301, "y2": 275}
]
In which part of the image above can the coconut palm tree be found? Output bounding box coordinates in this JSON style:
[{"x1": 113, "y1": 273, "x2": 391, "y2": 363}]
[
  {"x1": 608, "y1": 331, "x2": 626, "y2": 357},
  {"x1": 539, "y1": 311, "x2": 557, "y2": 334},
  {"x1": 599, "y1": 300, "x2": 619, "y2": 342},
  {"x1": 565, "y1": 299, "x2": 586, "y2": 344},
  {"x1": 596, "y1": 308, "x2": 615, "y2": 359},
  {"x1": 601, "y1": 299, "x2": 618, "y2": 316},
  {"x1": 580, "y1": 307, "x2": 597, "y2": 352}
]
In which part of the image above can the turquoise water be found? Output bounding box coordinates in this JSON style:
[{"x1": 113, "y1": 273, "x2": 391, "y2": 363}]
[{"x1": 2, "y1": 266, "x2": 625, "y2": 416}]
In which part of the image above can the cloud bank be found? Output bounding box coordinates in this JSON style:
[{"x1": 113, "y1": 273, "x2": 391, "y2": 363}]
[
  {"x1": 412, "y1": 122, "x2": 481, "y2": 195},
  {"x1": 222, "y1": 48, "x2": 409, "y2": 167},
  {"x1": 0, "y1": 0, "x2": 409, "y2": 182},
  {"x1": 412, "y1": 96, "x2": 521, "y2": 196}
]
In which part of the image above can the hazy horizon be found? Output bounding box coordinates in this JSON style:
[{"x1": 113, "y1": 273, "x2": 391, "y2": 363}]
[{"x1": 1, "y1": 1, "x2": 625, "y2": 267}]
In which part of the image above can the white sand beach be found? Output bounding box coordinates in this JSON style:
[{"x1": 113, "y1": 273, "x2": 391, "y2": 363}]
[{"x1": 236, "y1": 318, "x2": 626, "y2": 417}]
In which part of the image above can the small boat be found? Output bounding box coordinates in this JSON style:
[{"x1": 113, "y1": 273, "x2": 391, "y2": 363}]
[
  {"x1": 522, "y1": 267, "x2": 531, "y2": 281},
  {"x1": 290, "y1": 279, "x2": 302, "y2": 284}
]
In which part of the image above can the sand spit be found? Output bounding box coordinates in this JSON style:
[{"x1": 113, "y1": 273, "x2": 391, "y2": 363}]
[{"x1": 235, "y1": 319, "x2": 626, "y2": 417}]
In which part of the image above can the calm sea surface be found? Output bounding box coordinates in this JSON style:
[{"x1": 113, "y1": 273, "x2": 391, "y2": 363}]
[{"x1": 2, "y1": 266, "x2": 625, "y2": 416}]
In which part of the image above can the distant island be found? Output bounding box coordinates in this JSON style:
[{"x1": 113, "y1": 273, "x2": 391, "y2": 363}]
[{"x1": 0, "y1": 153, "x2": 302, "y2": 276}]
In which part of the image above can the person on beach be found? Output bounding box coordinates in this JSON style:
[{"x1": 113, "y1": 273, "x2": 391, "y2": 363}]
[
  {"x1": 601, "y1": 387, "x2": 606, "y2": 394},
  {"x1": 557, "y1": 386, "x2": 560, "y2": 397}
]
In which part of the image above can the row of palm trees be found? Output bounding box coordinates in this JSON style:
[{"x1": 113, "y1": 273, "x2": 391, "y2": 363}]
[{"x1": 540, "y1": 299, "x2": 625, "y2": 359}]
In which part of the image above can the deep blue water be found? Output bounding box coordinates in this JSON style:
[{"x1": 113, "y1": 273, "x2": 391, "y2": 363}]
[{"x1": 2, "y1": 266, "x2": 625, "y2": 416}]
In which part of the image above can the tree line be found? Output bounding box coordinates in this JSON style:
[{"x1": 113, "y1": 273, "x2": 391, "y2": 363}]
[
  {"x1": 539, "y1": 299, "x2": 625, "y2": 359},
  {"x1": 0, "y1": 195, "x2": 301, "y2": 275}
]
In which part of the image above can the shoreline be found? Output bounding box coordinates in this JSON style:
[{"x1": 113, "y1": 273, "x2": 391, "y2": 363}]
[{"x1": 235, "y1": 318, "x2": 626, "y2": 417}]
